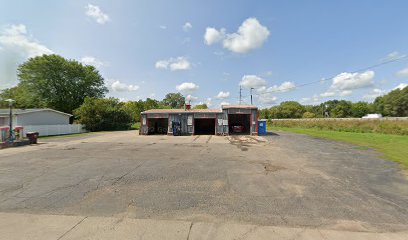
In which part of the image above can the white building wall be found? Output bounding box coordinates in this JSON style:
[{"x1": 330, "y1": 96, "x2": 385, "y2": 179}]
[
  {"x1": 0, "y1": 117, "x2": 6, "y2": 126},
  {"x1": 16, "y1": 111, "x2": 70, "y2": 126}
]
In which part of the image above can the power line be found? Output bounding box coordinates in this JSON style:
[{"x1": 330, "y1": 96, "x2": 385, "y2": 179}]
[{"x1": 254, "y1": 55, "x2": 408, "y2": 96}]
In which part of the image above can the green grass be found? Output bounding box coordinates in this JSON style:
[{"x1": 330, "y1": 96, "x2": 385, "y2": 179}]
[
  {"x1": 267, "y1": 119, "x2": 408, "y2": 135},
  {"x1": 268, "y1": 126, "x2": 408, "y2": 169},
  {"x1": 131, "y1": 122, "x2": 140, "y2": 130}
]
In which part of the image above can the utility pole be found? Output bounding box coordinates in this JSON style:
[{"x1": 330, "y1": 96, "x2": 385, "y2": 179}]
[
  {"x1": 250, "y1": 88, "x2": 254, "y2": 105},
  {"x1": 5, "y1": 99, "x2": 15, "y2": 142},
  {"x1": 239, "y1": 85, "x2": 242, "y2": 105}
]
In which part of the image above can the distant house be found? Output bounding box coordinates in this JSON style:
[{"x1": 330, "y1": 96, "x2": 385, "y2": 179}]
[{"x1": 0, "y1": 108, "x2": 72, "y2": 127}]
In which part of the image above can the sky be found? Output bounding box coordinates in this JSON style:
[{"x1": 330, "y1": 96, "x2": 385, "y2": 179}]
[{"x1": 1, "y1": 0, "x2": 408, "y2": 108}]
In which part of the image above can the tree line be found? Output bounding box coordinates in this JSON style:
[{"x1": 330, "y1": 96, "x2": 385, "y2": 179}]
[
  {"x1": 259, "y1": 88, "x2": 408, "y2": 119},
  {"x1": 1, "y1": 54, "x2": 407, "y2": 131},
  {"x1": 0, "y1": 54, "x2": 207, "y2": 130}
]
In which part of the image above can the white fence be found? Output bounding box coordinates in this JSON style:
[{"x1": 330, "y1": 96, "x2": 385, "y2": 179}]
[{"x1": 22, "y1": 124, "x2": 87, "y2": 137}]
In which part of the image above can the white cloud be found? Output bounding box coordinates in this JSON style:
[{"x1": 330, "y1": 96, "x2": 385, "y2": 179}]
[
  {"x1": 320, "y1": 91, "x2": 336, "y2": 97},
  {"x1": 300, "y1": 95, "x2": 321, "y2": 105},
  {"x1": 340, "y1": 90, "x2": 352, "y2": 96},
  {"x1": 111, "y1": 80, "x2": 139, "y2": 92},
  {"x1": 0, "y1": 24, "x2": 52, "y2": 58},
  {"x1": 394, "y1": 83, "x2": 408, "y2": 90},
  {"x1": 0, "y1": 24, "x2": 52, "y2": 88},
  {"x1": 204, "y1": 27, "x2": 225, "y2": 45},
  {"x1": 205, "y1": 98, "x2": 212, "y2": 107},
  {"x1": 257, "y1": 81, "x2": 296, "y2": 93},
  {"x1": 382, "y1": 51, "x2": 406, "y2": 62},
  {"x1": 182, "y1": 22, "x2": 192, "y2": 32},
  {"x1": 396, "y1": 66, "x2": 408, "y2": 78},
  {"x1": 220, "y1": 101, "x2": 230, "y2": 106},
  {"x1": 85, "y1": 4, "x2": 110, "y2": 24},
  {"x1": 176, "y1": 82, "x2": 199, "y2": 93},
  {"x1": 362, "y1": 88, "x2": 385, "y2": 101},
  {"x1": 258, "y1": 94, "x2": 277, "y2": 105},
  {"x1": 185, "y1": 94, "x2": 198, "y2": 102},
  {"x1": 159, "y1": 25, "x2": 167, "y2": 29},
  {"x1": 321, "y1": 70, "x2": 375, "y2": 97},
  {"x1": 204, "y1": 18, "x2": 270, "y2": 53},
  {"x1": 80, "y1": 56, "x2": 104, "y2": 68},
  {"x1": 155, "y1": 57, "x2": 191, "y2": 71},
  {"x1": 216, "y1": 91, "x2": 230, "y2": 99},
  {"x1": 240, "y1": 75, "x2": 267, "y2": 89},
  {"x1": 223, "y1": 18, "x2": 270, "y2": 53}
]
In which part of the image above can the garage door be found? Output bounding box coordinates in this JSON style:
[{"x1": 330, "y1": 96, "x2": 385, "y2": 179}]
[
  {"x1": 228, "y1": 114, "x2": 250, "y2": 134},
  {"x1": 148, "y1": 118, "x2": 168, "y2": 134},
  {"x1": 194, "y1": 118, "x2": 215, "y2": 135}
]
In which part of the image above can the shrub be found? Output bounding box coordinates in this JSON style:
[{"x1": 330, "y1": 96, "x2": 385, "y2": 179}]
[
  {"x1": 302, "y1": 112, "x2": 316, "y2": 118},
  {"x1": 74, "y1": 97, "x2": 133, "y2": 131}
]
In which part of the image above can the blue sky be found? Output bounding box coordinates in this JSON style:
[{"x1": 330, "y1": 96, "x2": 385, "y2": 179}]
[{"x1": 1, "y1": 0, "x2": 408, "y2": 108}]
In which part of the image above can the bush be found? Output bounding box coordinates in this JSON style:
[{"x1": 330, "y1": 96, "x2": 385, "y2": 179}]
[
  {"x1": 74, "y1": 97, "x2": 133, "y2": 131},
  {"x1": 267, "y1": 119, "x2": 408, "y2": 135},
  {"x1": 302, "y1": 112, "x2": 316, "y2": 118}
]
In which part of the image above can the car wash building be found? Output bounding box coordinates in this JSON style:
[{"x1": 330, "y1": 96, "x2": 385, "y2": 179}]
[{"x1": 140, "y1": 105, "x2": 258, "y2": 135}]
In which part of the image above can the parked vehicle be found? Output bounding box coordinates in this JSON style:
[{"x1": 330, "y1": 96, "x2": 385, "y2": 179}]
[{"x1": 231, "y1": 124, "x2": 244, "y2": 133}]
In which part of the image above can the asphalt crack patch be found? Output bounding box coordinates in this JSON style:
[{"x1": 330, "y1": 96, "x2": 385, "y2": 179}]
[
  {"x1": 186, "y1": 222, "x2": 194, "y2": 240},
  {"x1": 56, "y1": 216, "x2": 87, "y2": 240}
]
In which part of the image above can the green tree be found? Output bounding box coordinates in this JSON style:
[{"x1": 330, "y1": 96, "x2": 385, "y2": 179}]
[
  {"x1": 277, "y1": 101, "x2": 305, "y2": 118},
  {"x1": 330, "y1": 100, "x2": 352, "y2": 118},
  {"x1": 373, "y1": 86, "x2": 408, "y2": 116},
  {"x1": 258, "y1": 108, "x2": 270, "y2": 119},
  {"x1": 122, "y1": 100, "x2": 146, "y2": 123},
  {"x1": 0, "y1": 85, "x2": 44, "y2": 108},
  {"x1": 74, "y1": 97, "x2": 132, "y2": 131},
  {"x1": 269, "y1": 106, "x2": 280, "y2": 119},
  {"x1": 193, "y1": 103, "x2": 208, "y2": 109},
  {"x1": 161, "y1": 93, "x2": 185, "y2": 108},
  {"x1": 145, "y1": 98, "x2": 164, "y2": 110},
  {"x1": 351, "y1": 101, "x2": 370, "y2": 118},
  {"x1": 15, "y1": 54, "x2": 107, "y2": 113},
  {"x1": 304, "y1": 105, "x2": 323, "y2": 117}
]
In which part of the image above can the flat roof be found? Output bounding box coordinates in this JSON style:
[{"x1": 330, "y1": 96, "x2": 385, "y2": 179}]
[
  {"x1": 141, "y1": 105, "x2": 258, "y2": 114},
  {"x1": 0, "y1": 108, "x2": 72, "y2": 116},
  {"x1": 142, "y1": 109, "x2": 222, "y2": 114},
  {"x1": 222, "y1": 104, "x2": 257, "y2": 109}
]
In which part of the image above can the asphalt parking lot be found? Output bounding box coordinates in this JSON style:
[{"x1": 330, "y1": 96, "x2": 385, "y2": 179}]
[{"x1": 0, "y1": 131, "x2": 407, "y2": 233}]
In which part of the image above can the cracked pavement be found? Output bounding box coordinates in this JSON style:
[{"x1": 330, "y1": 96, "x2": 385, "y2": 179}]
[{"x1": 0, "y1": 130, "x2": 407, "y2": 237}]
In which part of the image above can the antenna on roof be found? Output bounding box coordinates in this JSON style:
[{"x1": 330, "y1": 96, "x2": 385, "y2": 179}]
[
  {"x1": 239, "y1": 85, "x2": 242, "y2": 105},
  {"x1": 250, "y1": 87, "x2": 254, "y2": 105}
]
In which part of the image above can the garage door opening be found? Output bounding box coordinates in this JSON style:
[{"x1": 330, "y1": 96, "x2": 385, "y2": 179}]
[
  {"x1": 194, "y1": 118, "x2": 215, "y2": 135},
  {"x1": 228, "y1": 114, "x2": 250, "y2": 135},
  {"x1": 148, "y1": 118, "x2": 168, "y2": 135}
]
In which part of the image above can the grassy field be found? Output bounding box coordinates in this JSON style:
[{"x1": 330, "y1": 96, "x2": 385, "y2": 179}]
[
  {"x1": 268, "y1": 126, "x2": 408, "y2": 169},
  {"x1": 267, "y1": 119, "x2": 408, "y2": 135}
]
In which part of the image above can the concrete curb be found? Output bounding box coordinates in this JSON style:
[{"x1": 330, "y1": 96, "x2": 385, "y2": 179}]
[{"x1": 0, "y1": 212, "x2": 407, "y2": 240}]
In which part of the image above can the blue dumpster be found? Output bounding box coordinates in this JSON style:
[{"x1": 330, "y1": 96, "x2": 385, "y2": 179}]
[{"x1": 257, "y1": 119, "x2": 267, "y2": 136}]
